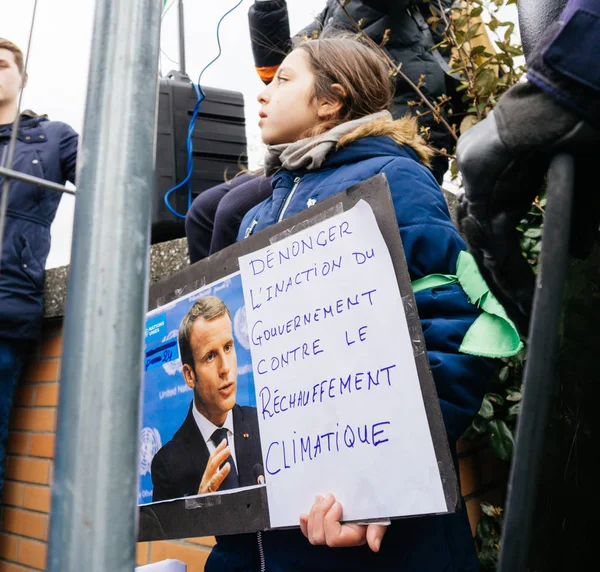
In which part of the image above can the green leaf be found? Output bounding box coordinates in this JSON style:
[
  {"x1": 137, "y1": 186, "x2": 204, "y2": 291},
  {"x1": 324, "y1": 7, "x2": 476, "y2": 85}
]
[
  {"x1": 475, "y1": 69, "x2": 496, "y2": 95},
  {"x1": 524, "y1": 227, "x2": 542, "y2": 238},
  {"x1": 470, "y1": 6, "x2": 483, "y2": 17},
  {"x1": 461, "y1": 424, "x2": 482, "y2": 440},
  {"x1": 478, "y1": 397, "x2": 495, "y2": 420},
  {"x1": 521, "y1": 237, "x2": 535, "y2": 252},
  {"x1": 450, "y1": 159, "x2": 459, "y2": 180},
  {"x1": 488, "y1": 419, "x2": 515, "y2": 461},
  {"x1": 470, "y1": 44, "x2": 487, "y2": 56},
  {"x1": 463, "y1": 415, "x2": 489, "y2": 440},
  {"x1": 503, "y1": 22, "x2": 515, "y2": 41},
  {"x1": 478, "y1": 545, "x2": 500, "y2": 569},
  {"x1": 496, "y1": 41, "x2": 523, "y2": 56},
  {"x1": 464, "y1": 22, "x2": 482, "y2": 42},
  {"x1": 477, "y1": 516, "x2": 496, "y2": 537},
  {"x1": 454, "y1": 15, "x2": 468, "y2": 29},
  {"x1": 531, "y1": 241, "x2": 542, "y2": 254},
  {"x1": 460, "y1": 115, "x2": 479, "y2": 134},
  {"x1": 506, "y1": 388, "x2": 522, "y2": 402},
  {"x1": 481, "y1": 502, "x2": 498, "y2": 517},
  {"x1": 508, "y1": 402, "x2": 521, "y2": 418},
  {"x1": 498, "y1": 365, "x2": 510, "y2": 383},
  {"x1": 486, "y1": 392, "x2": 505, "y2": 406}
]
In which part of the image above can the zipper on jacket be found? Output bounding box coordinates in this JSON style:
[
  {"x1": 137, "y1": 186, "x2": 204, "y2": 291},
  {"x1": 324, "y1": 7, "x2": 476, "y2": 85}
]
[
  {"x1": 276, "y1": 176, "x2": 301, "y2": 223},
  {"x1": 245, "y1": 219, "x2": 258, "y2": 238},
  {"x1": 257, "y1": 531, "x2": 266, "y2": 572}
]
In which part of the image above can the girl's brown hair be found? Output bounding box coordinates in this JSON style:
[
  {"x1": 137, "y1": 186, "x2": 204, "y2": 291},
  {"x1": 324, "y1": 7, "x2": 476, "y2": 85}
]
[{"x1": 295, "y1": 35, "x2": 395, "y2": 138}]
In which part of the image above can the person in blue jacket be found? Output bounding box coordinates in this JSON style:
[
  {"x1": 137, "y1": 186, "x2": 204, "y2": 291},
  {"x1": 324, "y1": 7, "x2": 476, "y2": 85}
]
[
  {"x1": 0, "y1": 38, "x2": 78, "y2": 502},
  {"x1": 457, "y1": 0, "x2": 600, "y2": 335},
  {"x1": 205, "y1": 35, "x2": 521, "y2": 571},
  {"x1": 185, "y1": 0, "x2": 461, "y2": 264}
]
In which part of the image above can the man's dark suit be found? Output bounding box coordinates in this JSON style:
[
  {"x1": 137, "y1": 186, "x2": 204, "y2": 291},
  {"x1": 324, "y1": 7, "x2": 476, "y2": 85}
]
[{"x1": 151, "y1": 402, "x2": 263, "y2": 502}]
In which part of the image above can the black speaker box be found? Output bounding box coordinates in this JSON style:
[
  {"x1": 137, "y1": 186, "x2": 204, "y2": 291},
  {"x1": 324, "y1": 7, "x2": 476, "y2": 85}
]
[{"x1": 152, "y1": 74, "x2": 248, "y2": 243}]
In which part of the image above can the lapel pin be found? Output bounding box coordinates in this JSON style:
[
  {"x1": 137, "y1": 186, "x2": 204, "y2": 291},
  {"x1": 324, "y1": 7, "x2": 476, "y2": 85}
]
[{"x1": 243, "y1": 432, "x2": 249, "y2": 438}]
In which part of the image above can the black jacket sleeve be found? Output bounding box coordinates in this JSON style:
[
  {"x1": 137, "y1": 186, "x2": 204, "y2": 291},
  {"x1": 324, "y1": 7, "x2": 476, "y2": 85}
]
[{"x1": 151, "y1": 450, "x2": 176, "y2": 502}]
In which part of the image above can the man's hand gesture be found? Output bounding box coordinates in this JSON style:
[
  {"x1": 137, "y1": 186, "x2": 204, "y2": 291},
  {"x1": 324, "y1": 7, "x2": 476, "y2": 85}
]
[{"x1": 197, "y1": 438, "x2": 232, "y2": 494}]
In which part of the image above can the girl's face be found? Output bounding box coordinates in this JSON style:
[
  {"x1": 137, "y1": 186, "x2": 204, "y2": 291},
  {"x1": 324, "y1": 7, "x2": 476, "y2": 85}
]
[{"x1": 257, "y1": 49, "x2": 323, "y2": 145}]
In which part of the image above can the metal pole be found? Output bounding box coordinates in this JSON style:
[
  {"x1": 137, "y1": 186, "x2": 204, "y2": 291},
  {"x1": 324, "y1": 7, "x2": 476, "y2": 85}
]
[
  {"x1": 46, "y1": 0, "x2": 162, "y2": 570},
  {"x1": 0, "y1": 166, "x2": 74, "y2": 195},
  {"x1": 498, "y1": 154, "x2": 575, "y2": 572},
  {"x1": 178, "y1": 0, "x2": 187, "y2": 76}
]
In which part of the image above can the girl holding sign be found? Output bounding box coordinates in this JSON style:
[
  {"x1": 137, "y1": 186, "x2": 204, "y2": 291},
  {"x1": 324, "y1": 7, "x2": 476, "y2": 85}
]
[{"x1": 207, "y1": 36, "x2": 518, "y2": 571}]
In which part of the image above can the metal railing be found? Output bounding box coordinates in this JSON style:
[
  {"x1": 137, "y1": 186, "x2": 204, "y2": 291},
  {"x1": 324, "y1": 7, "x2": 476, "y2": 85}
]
[
  {"x1": 0, "y1": 0, "x2": 163, "y2": 570},
  {"x1": 497, "y1": 1, "x2": 571, "y2": 569},
  {"x1": 498, "y1": 154, "x2": 575, "y2": 572},
  {"x1": 46, "y1": 0, "x2": 162, "y2": 568}
]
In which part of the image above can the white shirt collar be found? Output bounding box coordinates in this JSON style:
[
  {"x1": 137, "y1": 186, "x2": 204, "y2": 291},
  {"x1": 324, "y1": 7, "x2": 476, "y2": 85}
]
[{"x1": 192, "y1": 402, "x2": 235, "y2": 445}]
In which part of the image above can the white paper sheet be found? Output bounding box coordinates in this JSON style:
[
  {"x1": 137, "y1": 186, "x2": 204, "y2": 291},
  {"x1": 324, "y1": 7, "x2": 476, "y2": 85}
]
[
  {"x1": 135, "y1": 559, "x2": 186, "y2": 572},
  {"x1": 239, "y1": 200, "x2": 447, "y2": 528}
]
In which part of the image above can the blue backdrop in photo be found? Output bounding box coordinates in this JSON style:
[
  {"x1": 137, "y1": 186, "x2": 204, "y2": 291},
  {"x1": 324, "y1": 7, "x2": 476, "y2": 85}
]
[{"x1": 138, "y1": 273, "x2": 254, "y2": 505}]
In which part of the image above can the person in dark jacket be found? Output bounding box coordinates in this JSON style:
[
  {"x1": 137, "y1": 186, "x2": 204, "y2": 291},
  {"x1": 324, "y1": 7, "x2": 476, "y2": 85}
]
[
  {"x1": 185, "y1": 172, "x2": 273, "y2": 262},
  {"x1": 250, "y1": 0, "x2": 457, "y2": 181},
  {"x1": 0, "y1": 38, "x2": 78, "y2": 501},
  {"x1": 185, "y1": 0, "x2": 461, "y2": 264},
  {"x1": 457, "y1": 0, "x2": 600, "y2": 335},
  {"x1": 205, "y1": 36, "x2": 521, "y2": 571}
]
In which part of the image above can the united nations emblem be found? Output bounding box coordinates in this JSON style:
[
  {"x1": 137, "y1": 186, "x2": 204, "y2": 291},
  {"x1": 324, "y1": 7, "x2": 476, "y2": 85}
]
[
  {"x1": 234, "y1": 305, "x2": 250, "y2": 350},
  {"x1": 139, "y1": 427, "x2": 162, "y2": 476}
]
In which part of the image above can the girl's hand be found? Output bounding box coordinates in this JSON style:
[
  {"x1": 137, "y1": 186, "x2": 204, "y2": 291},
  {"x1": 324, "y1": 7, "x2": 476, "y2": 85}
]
[{"x1": 299, "y1": 493, "x2": 387, "y2": 552}]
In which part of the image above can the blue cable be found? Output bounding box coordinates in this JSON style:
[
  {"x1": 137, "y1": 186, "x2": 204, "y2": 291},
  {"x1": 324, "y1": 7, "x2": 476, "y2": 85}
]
[{"x1": 163, "y1": 0, "x2": 245, "y2": 219}]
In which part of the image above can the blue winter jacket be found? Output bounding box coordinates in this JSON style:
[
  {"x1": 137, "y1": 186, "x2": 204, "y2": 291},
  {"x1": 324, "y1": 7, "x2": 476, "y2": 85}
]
[
  {"x1": 206, "y1": 120, "x2": 496, "y2": 571},
  {"x1": 527, "y1": 0, "x2": 600, "y2": 127},
  {"x1": 0, "y1": 113, "x2": 78, "y2": 340}
]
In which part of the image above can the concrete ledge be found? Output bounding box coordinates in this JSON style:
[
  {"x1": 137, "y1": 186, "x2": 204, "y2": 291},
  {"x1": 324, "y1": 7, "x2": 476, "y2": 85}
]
[{"x1": 43, "y1": 190, "x2": 461, "y2": 319}]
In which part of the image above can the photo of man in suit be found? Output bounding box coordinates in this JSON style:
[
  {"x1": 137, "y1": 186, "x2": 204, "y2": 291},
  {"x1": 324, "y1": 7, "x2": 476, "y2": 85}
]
[{"x1": 151, "y1": 296, "x2": 263, "y2": 502}]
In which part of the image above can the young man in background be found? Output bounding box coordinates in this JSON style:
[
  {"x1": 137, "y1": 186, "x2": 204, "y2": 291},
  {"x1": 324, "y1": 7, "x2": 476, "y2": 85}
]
[{"x1": 0, "y1": 38, "x2": 78, "y2": 502}]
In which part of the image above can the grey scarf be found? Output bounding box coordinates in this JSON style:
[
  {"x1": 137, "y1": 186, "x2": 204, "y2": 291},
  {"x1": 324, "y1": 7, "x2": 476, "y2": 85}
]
[{"x1": 263, "y1": 110, "x2": 392, "y2": 176}]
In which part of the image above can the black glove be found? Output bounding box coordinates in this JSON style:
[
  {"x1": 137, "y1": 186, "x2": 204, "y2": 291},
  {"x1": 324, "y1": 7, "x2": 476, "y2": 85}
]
[{"x1": 457, "y1": 81, "x2": 600, "y2": 336}]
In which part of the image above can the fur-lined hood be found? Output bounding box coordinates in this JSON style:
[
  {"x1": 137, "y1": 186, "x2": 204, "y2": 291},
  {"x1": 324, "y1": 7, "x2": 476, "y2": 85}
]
[{"x1": 337, "y1": 115, "x2": 433, "y2": 167}]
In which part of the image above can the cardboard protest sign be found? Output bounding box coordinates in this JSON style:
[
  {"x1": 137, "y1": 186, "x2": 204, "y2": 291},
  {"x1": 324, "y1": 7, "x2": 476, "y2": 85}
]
[
  {"x1": 138, "y1": 175, "x2": 457, "y2": 541},
  {"x1": 239, "y1": 200, "x2": 446, "y2": 527}
]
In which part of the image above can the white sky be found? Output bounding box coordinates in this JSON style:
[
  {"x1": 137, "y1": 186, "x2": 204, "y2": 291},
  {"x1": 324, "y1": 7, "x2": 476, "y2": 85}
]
[{"x1": 1, "y1": 0, "x2": 516, "y2": 269}]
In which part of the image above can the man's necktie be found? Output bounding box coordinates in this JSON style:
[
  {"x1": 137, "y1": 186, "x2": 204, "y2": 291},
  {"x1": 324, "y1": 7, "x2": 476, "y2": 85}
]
[{"x1": 210, "y1": 427, "x2": 239, "y2": 491}]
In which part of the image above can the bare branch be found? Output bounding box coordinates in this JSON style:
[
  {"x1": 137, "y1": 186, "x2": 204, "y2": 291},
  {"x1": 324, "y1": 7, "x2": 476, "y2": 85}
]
[{"x1": 333, "y1": 0, "x2": 458, "y2": 142}]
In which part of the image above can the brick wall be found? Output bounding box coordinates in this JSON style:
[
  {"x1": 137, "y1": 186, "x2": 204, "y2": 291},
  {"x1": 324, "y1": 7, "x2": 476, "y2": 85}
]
[
  {"x1": 0, "y1": 318, "x2": 507, "y2": 571},
  {"x1": 0, "y1": 319, "x2": 216, "y2": 571}
]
